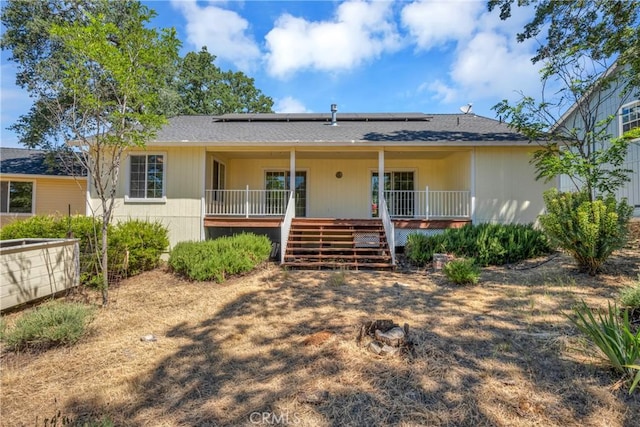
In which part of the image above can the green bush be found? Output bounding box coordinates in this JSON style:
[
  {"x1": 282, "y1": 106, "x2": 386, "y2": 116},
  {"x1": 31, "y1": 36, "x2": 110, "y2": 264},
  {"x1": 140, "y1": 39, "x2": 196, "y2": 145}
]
[
  {"x1": 620, "y1": 279, "x2": 640, "y2": 309},
  {"x1": 443, "y1": 258, "x2": 480, "y2": 285},
  {"x1": 0, "y1": 216, "x2": 169, "y2": 287},
  {"x1": 110, "y1": 219, "x2": 169, "y2": 276},
  {"x1": 405, "y1": 223, "x2": 551, "y2": 267},
  {"x1": 2, "y1": 301, "x2": 96, "y2": 351},
  {"x1": 539, "y1": 189, "x2": 632, "y2": 275},
  {"x1": 569, "y1": 301, "x2": 640, "y2": 394},
  {"x1": 169, "y1": 233, "x2": 271, "y2": 282}
]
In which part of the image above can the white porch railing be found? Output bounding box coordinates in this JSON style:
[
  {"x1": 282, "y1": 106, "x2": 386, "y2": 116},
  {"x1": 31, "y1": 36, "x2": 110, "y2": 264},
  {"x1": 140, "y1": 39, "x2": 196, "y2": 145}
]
[
  {"x1": 205, "y1": 187, "x2": 292, "y2": 217},
  {"x1": 384, "y1": 188, "x2": 470, "y2": 219},
  {"x1": 379, "y1": 197, "x2": 396, "y2": 265},
  {"x1": 280, "y1": 192, "x2": 296, "y2": 264}
]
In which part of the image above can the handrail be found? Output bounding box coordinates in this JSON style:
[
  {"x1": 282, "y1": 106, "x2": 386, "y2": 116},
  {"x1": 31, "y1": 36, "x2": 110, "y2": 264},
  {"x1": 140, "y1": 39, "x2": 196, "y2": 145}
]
[
  {"x1": 384, "y1": 189, "x2": 470, "y2": 218},
  {"x1": 280, "y1": 192, "x2": 296, "y2": 264},
  {"x1": 379, "y1": 197, "x2": 395, "y2": 265},
  {"x1": 205, "y1": 188, "x2": 291, "y2": 216}
]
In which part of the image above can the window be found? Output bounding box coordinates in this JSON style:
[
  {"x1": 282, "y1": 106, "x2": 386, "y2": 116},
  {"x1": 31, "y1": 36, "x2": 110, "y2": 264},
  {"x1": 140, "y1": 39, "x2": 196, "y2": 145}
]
[
  {"x1": 211, "y1": 159, "x2": 226, "y2": 201},
  {"x1": 127, "y1": 154, "x2": 165, "y2": 200},
  {"x1": 621, "y1": 101, "x2": 640, "y2": 135},
  {"x1": 0, "y1": 181, "x2": 34, "y2": 214},
  {"x1": 371, "y1": 171, "x2": 415, "y2": 217},
  {"x1": 265, "y1": 171, "x2": 306, "y2": 216}
]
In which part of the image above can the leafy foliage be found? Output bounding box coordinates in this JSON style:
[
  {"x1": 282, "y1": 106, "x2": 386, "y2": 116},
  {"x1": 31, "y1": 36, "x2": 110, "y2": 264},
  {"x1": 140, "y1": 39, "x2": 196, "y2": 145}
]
[
  {"x1": 168, "y1": 233, "x2": 271, "y2": 282},
  {"x1": 109, "y1": 220, "x2": 169, "y2": 276},
  {"x1": 569, "y1": 301, "x2": 640, "y2": 394},
  {"x1": 0, "y1": 216, "x2": 169, "y2": 286},
  {"x1": 619, "y1": 279, "x2": 640, "y2": 309},
  {"x1": 488, "y1": 0, "x2": 640, "y2": 91},
  {"x1": 2, "y1": 301, "x2": 95, "y2": 351},
  {"x1": 405, "y1": 223, "x2": 551, "y2": 267},
  {"x1": 443, "y1": 258, "x2": 480, "y2": 286},
  {"x1": 539, "y1": 189, "x2": 632, "y2": 275},
  {"x1": 489, "y1": 1, "x2": 639, "y2": 202},
  {"x1": 176, "y1": 46, "x2": 273, "y2": 115}
]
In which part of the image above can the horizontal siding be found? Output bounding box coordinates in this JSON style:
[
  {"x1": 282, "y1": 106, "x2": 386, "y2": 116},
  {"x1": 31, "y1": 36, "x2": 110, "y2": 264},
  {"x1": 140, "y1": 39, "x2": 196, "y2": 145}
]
[
  {"x1": 1, "y1": 242, "x2": 78, "y2": 310},
  {"x1": 475, "y1": 147, "x2": 552, "y2": 224},
  {"x1": 36, "y1": 177, "x2": 86, "y2": 216},
  {"x1": 226, "y1": 151, "x2": 472, "y2": 218},
  {"x1": 90, "y1": 146, "x2": 205, "y2": 248}
]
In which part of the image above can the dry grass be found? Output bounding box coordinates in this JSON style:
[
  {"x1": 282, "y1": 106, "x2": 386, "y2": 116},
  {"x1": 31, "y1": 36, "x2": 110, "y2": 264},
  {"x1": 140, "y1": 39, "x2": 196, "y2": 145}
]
[{"x1": 1, "y1": 224, "x2": 640, "y2": 426}]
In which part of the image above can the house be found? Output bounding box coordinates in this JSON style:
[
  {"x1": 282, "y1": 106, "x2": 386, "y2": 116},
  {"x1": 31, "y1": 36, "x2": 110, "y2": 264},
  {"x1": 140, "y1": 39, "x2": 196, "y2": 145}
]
[
  {"x1": 553, "y1": 63, "x2": 640, "y2": 216},
  {"x1": 0, "y1": 147, "x2": 87, "y2": 227},
  {"x1": 90, "y1": 109, "x2": 552, "y2": 268}
]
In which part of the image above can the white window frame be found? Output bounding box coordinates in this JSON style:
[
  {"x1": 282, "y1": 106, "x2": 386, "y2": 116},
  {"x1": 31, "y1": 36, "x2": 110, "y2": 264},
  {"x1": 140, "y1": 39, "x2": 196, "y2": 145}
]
[
  {"x1": 0, "y1": 179, "x2": 36, "y2": 215},
  {"x1": 124, "y1": 152, "x2": 167, "y2": 203},
  {"x1": 619, "y1": 100, "x2": 640, "y2": 139}
]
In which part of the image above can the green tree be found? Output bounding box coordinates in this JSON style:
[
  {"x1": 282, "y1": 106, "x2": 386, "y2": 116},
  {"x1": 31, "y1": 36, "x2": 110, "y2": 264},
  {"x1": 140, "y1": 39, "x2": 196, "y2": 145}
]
[
  {"x1": 1, "y1": 0, "x2": 180, "y2": 305},
  {"x1": 489, "y1": 0, "x2": 640, "y2": 199},
  {"x1": 489, "y1": 0, "x2": 638, "y2": 273},
  {"x1": 176, "y1": 47, "x2": 274, "y2": 115}
]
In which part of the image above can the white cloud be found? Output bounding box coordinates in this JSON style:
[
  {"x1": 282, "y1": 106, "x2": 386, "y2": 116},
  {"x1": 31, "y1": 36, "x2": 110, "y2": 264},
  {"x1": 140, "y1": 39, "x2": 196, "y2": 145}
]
[
  {"x1": 274, "y1": 96, "x2": 311, "y2": 113},
  {"x1": 265, "y1": 0, "x2": 402, "y2": 78},
  {"x1": 170, "y1": 0, "x2": 260, "y2": 70},
  {"x1": 404, "y1": 1, "x2": 542, "y2": 110},
  {"x1": 449, "y1": 31, "x2": 542, "y2": 101},
  {"x1": 424, "y1": 79, "x2": 458, "y2": 104},
  {"x1": 401, "y1": 0, "x2": 484, "y2": 50}
]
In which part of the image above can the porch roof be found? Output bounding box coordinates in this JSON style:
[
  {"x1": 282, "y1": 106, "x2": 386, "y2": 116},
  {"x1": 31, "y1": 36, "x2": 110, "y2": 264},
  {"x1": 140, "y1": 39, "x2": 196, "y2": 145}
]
[{"x1": 152, "y1": 113, "x2": 536, "y2": 146}]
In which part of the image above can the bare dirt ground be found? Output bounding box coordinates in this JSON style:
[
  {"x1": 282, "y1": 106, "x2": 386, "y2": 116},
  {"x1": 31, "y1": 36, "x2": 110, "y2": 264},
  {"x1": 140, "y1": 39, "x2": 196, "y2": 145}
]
[{"x1": 1, "y1": 224, "x2": 639, "y2": 426}]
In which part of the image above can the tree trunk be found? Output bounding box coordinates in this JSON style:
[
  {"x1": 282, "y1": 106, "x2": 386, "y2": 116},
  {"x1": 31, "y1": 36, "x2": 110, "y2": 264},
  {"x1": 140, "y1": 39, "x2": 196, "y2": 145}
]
[{"x1": 101, "y1": 220, "x2": 109, "y2": 306}]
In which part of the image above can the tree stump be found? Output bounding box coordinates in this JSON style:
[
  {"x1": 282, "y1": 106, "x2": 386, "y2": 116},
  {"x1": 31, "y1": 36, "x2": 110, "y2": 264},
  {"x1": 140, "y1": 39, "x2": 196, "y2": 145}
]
[{"x1": 358, "y1": 319, "x2": 412, "y2": 358}]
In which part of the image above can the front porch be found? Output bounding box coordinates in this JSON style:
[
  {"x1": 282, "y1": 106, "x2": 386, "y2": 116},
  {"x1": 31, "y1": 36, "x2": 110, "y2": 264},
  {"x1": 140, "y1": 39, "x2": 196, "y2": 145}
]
[
  {"x1": 203, "y1": 188, "x2": 471, "y2": 268},
  {"x1": 202, "y1": 146, "x2": 475, "y2": 268}
]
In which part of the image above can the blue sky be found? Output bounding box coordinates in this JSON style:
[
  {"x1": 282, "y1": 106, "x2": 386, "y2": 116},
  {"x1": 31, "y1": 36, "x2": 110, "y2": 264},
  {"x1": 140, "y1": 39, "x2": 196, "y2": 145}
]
[{"x1": 1, "y1": 0, "x2": 544, "y2": 148}]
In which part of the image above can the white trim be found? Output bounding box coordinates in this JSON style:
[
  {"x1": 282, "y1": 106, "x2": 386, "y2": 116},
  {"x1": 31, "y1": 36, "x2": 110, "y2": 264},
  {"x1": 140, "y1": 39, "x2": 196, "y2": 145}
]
[
  {"x1": 125, "y1": 151, "x2": 167, "y2": 201},
  {"x1": 0, "y1": 178, "x2": 35, "y2": 215},
  {"x1": 619, "y1": 99, "x2": 640, "y2": 138},
  {"x1": 263, "y1": 168, "x2": 309, "y2": 217},
  {"x1": 0, "y1": 173, "x2": 86, "y2": 181},
  {"x1": 470, "y1": 148, "x2": 476, "y2": 223},
  {"x1": 200, "y1": 148, "x2": 206, "y2": 241}
]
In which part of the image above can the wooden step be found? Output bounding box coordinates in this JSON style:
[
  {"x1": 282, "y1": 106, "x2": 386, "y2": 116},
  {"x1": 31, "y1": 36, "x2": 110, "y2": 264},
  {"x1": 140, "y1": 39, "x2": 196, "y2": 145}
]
[{"x1": 283, "y1": 218, "x2": 393, "y2": 270}]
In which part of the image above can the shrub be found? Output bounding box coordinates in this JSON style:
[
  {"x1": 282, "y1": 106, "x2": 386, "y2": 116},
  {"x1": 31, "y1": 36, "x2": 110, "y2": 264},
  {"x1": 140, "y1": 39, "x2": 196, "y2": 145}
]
[
  {"x1": 405, "y1": 223, "x2": 551, "y2": 267},
  {"x1": 109, "y1": 219, "x2": 169, "y2": 276},
  {"x1": 169, "y1": 233, "x2": 271, "y2": 282},
  {"x1": 620, "y1": 278, "x2": 640, "y2": 309},
  {"x1": 443, "y1": 258, "x2": 480, "y2": 285},
  {"x1": 2, "y1": 301, "x2": 96, "y2": 351},
  {"x1": 0, "y1": 215, "x2": 168, "y2": 287},
  {"x1": 569, "y1": 301, "x2": 640, "y2": 394},
  {"x1": 539, "y1": 189, "x2": 632, "y2": 275}
]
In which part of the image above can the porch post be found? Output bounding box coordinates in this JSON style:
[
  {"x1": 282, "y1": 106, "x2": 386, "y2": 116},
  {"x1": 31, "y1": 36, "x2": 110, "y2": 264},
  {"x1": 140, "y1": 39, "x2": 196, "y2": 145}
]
[
  {"x1": 470, "y1": 148, "x2": 476, "y2": 223},
  {"x1": 289, "y1": 149, "x2": 296, "y2": 217},
  {"x1": 245, "y1": 184, "x2": 250, "y2": 218},
  {"x1": 378, "y1": 150, "x2": 384, "y2": 215}
]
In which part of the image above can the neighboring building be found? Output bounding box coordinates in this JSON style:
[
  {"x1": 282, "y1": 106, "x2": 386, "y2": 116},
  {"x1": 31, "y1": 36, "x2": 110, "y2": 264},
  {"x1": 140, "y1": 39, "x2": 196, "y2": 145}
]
[
  {"x1": 87, "y1": 110, "x2": 552, "y2": 267},
  {"x1": 0, "y1": 148, "x2": 87, "y2": 227},
  {"x1": 553, "y1": 63, "x2": 640, "y2": 216}
]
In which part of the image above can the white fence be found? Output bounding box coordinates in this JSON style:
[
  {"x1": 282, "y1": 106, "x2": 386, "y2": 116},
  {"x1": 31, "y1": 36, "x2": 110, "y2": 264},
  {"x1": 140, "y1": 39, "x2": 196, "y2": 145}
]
[
  {"x1": 205, "y1": 187, "x2": 292, "y2": 217},
  {"x1": 384, "y1": 188, "x2": 470, "y2": 219}
]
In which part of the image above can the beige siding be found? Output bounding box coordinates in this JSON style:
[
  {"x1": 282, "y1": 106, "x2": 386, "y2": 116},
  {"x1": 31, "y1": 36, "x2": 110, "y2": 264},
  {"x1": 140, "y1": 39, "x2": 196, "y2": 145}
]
[
  {"x1": 475, "y1": 147, "x2": 552, "y2": 224},
  {"x1": 1, "y1": 239, "x2": 79, "y2": 310},
  {"x1": 36, "y1": 177, "x2": 86, "y2": 216},
  {"x1": 227, "y1": 151, "x2": 471, "y2": 218},
  {"x1": 0, "y1": 176, "x2": 86, "y2": 228},
  {"x1": 89, "y1": 146, "x2": 205, "y2": 248}
]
